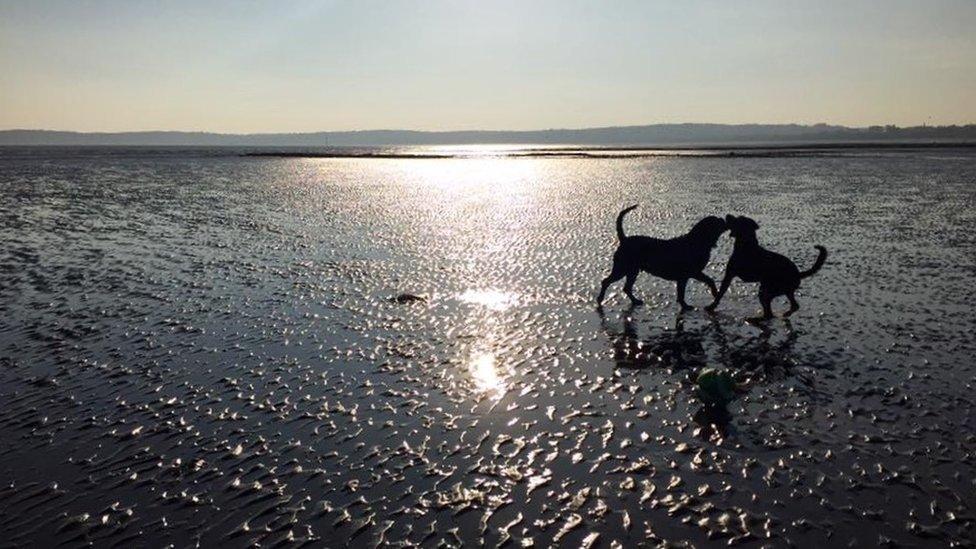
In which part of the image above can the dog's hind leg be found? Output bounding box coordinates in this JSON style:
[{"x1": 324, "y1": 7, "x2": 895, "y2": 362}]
[
  {"x1": 693, "y1": 272, "x2": 719, "y2": 300},
  {"x1": 759, "y1": 288, "x2": 774, "y2": 319},
  {"x1": 623, "y1": 272, "x2": 644, "y2": 306},
  {"x1": 676, "y1": 278, "x2": 692, "y2": 311},
  {"x1": 784, "y1": 291, "x2": 800, "y2": 317},
  {"x1": 748, "y1": 288, "x2": 775, "y2": 323},
  {"x1": 597, "y1": 265, "x2": 625, "y2": 305}
]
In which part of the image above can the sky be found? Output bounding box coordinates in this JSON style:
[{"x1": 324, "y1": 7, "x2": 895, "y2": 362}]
[{"x1": 1, "y1": 0, "x2": 974, "y2": 133}]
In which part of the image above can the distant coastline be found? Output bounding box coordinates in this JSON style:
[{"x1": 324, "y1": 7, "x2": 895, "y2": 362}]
[
  {"x1": 2, "y1": 123, "x2": 975, "y2": 147},
  {"x1": 238, "y1": 141, "x2": 976, "y2": 159}
]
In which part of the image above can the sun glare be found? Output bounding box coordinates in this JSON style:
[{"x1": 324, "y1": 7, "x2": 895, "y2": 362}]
[
  {"x1": 468, "y1": 351, "x2": 505, "y2": 396},
  {"x1": 398, "y1": 157, "x2": 542, "y2": 200},
  {"x1": 458, "y1": 289, "x2": 516, "y2": 311}
]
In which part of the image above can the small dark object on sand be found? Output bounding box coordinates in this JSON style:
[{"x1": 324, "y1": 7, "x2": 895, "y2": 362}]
[
  {"x1": 390, "y1": 293, "x2": 427, "y2": 304},
  {"x1": 696, "y1": 368, "x2": 737, "y2": 408},
  {"x1": 30, "y1": 375, "x2": 59, "y2": 388}
]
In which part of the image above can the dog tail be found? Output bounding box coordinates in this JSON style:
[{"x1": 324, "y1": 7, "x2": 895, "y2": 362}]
[
  {"x1": 799, "y1": 245, "x2": 827, "y2": 279},
  {"x1": 616, "y1": 204, "x2": 638, "y2": 242}
]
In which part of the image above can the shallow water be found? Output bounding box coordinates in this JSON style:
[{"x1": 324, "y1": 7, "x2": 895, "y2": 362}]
[{"x1": 1, "y1": 147, "x2": 975, "y2": 547}]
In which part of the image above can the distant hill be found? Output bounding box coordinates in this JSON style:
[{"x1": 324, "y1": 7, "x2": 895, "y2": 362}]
[{"x1": 2, "y1": 123, "x2": 975, "y2": 146}]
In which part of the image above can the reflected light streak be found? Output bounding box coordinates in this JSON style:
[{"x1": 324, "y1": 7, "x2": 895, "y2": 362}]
[
  {"x1": 400, "y1": 157, "x2": 542, "y2": 200},
  {"x1": 458, "y1": 289, "x2": 516, "y2": 311},
  {"x1": 468, "y1": 351, "x2": 505, "y2": 397}
]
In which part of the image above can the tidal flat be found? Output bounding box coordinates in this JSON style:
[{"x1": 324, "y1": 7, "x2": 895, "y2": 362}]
[{"x1": 1, "y1": 147, "x2": 974, "y2": 547}]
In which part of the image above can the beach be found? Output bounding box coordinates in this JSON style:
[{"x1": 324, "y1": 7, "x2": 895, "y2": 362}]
[{"x1": 1, "y1": 146, "x2": 974, "y2": 547}]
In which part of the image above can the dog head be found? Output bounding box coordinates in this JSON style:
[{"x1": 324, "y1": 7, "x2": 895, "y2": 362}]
[
  {"x1": 689, "y1": 216, "x2": 729, "y2": 247},
  {"x1": 725, "y1": 215, "x2": 760, "y2": 240}
]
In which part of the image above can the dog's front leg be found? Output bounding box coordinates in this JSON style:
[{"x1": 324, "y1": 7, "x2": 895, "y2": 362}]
[
  {"x1": 706, "y1": 271, "x2": 734, "y2": 311},
  {"x1": 694, "y1": 272, "x2": 719, "y2": 299}
]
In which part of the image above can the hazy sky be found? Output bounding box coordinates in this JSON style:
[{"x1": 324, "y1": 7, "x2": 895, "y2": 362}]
[{"x1": 2, "y1": 0, "x2": 974, "y2": 132}]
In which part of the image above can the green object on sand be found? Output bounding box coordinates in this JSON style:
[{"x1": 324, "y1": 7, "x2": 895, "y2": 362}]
[{"x1": 696, "y1": 368, "x2": 737, "y2": 407}]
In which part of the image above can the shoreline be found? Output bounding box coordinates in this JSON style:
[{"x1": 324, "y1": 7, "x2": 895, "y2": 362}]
[{"x1": 240, "y1": 141, "x2": 976, "y2": 159}]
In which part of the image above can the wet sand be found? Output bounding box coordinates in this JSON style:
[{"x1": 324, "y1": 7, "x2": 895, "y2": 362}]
[{"x1": 1, "y1": 148, "x2": 974, "y2": 547}]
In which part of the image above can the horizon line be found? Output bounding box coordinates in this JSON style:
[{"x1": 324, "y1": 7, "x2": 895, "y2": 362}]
[{"x1": 4, "y1": 121, "x2": 976, "y2": 136}]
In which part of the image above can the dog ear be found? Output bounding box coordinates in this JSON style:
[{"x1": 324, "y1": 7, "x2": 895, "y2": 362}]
[
  {"x1": 725, "y1": 214, "x2": 736, "y2": 225},
  {"x1": 744, "y1": 217, "x2": 759, "y2": 230}
]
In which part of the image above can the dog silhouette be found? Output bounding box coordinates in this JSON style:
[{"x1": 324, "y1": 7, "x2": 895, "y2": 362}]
[
  {"x1": 597, "y1": 205, "x2": 728, "y2": 309},
  {"x1": 707, "y1": 215, "x2": 827, "y2": 321}
]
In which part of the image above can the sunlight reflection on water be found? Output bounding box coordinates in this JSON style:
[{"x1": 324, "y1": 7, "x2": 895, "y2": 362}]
[
  {"x1": 458, "y1": 289, "x2": 516, "y2": 311},
  {"x1": 459, "y1": 289, "x2": 513, "y2": 398},
  {"x1": 468, "y1": 351, "x2": 506, "y2": 397}
]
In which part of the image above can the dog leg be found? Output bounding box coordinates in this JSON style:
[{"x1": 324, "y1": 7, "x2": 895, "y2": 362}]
[
  {"x1": 706, "y1": 271, "x2": 734, "y2": 311},
  {"x1": 676, "y1": 279, "x2": 692, "y2": 310},
  {"x1": 597, "y1": 265, "x2": 625, "y2": 305},
  {"x1": 747, "y1": 288, "x2": 775, "y2": 323},
  {"x1": 693, "y1": 272, "x2": 719, "y2": 300},
  {"x1": 623, "y1": 272, "x2": 643, "y2": 306},
  {"x1": 761, "y1": 293, "x2": 774, "y2": 319},
  {"x1": 784, "y1": 291, "x2": 800, "y2": 317}
]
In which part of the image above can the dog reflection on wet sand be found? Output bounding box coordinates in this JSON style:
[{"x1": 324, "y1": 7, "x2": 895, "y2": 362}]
[
  {"x1": 599, "y1": 309, "x2": 805, "y2": 440},
  {"x1": 602, "y1": 309, "x2": 712, "y2": 372},
  {"x1": 600, "y1": 308, "x2": 802, "y2": 375}
]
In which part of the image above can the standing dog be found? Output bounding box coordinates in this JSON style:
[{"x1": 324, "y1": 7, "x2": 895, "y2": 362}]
[
  {"x1": 707, "y1": 215, "x2": 827, "y2": 321},
  {"x1": 597, "y1": 205, "x2": 728, "y2": 309}
]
